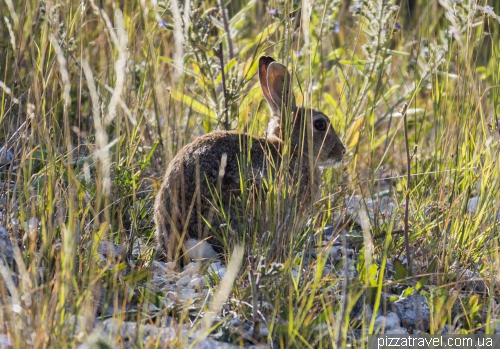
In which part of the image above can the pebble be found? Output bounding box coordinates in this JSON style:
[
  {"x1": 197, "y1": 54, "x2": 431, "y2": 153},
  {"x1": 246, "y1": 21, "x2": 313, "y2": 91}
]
[
  {"x1": 209, "y1": 262, "x2": 226, "y2": 279},
  {"x1": 385, "y1": 327, "x2": 409, "y2": 334},
  {"x1": 375, "y1": 312, "x2": 401, "y2": 331},
  {"x1": 467, "y1": 196, "x2": 500, "y2": 221},
  {"x1": 0, "y1": 226, "x2": 13, "y2": 267},
  {"x1": 165, "y1": 262, "x2": 178, "y2": 271},
  {"x1": 390, "y1": 293, "x2": 430, "y2": 332},
  {"x1": 456, "y1": 268, "x2": 486, "y2": 294},
  {"x1": 179, "y1": 288, "x2": 196, "y2": 300},
  {"x1": 181, "y1": 262, "x2": 201, "y2": 277},
  {"x1": 190, "y1": 339, "x2": 219, "y2": 349},
  {"x1": 77, "y1": 319, "x2": 179, "y2": 349},
  {"x1": 467, "y1": 197, "x2": 479, "y2": 213},
  {"x1": 97, "y1": 241, "x2": 125, "y2": 262},
  {"x1": 441, "y1": 324, "x2": 455, "y2": 334},
  {"x1": 321, "y1": 226, "x2": 334, "y2": 236},
  {"x1": 0, "y1": 147, "x2": 15, "y2": 168},
  {"x1": 344, "y1": 196, "x2": 398, "y2": 226},
  {"x1": 166, "y1": 291, "x2": 178, "y2": 302},
  {"x1": 148, "y1": 303, "x2": 160, "y2": 312},
  {"x1": 189, "y1": 277, "x2": 205, "y2": 289},
  {"x1": 321, "y1": 265, "x2": 332, "y2": 275},
  {"x1": 176, "y1": 275, "x2": 191, "y2": 287},
  {"x1": 325, "y1": 245, "x2": 355, "y2": 260},
  {"x1": 0, "y1": 335, "x2": 12, "y2": 347},
  {"x1": 325, "y1": 245, "x2": 342, "y2": 259},
  {"x1": 151, "y1": 261, "x2": 168, "y2": 274},
  {"x1": 24, "y1": 217, "x2": 39, "y2": 233},
  {"x1": 350, "y1": 298, "x2": 372, "y2": 321},
  {"x1": 336, "y1": 258, "x2": 357, "y2": 279}
]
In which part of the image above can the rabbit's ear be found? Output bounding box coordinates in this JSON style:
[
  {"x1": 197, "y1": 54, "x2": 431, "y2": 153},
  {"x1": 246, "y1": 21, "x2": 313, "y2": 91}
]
[
  {"x1": 267, "y1": 62, "x2": 296, "y2": 114},
  {"x1": 259, "y1": 56, "x2": 279, "y2": 115}
]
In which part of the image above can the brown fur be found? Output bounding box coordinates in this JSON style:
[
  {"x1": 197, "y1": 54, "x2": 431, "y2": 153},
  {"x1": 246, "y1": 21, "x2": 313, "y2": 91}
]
[{"x1": 154, "y1": 56, "x2": 345, "y2": 264}]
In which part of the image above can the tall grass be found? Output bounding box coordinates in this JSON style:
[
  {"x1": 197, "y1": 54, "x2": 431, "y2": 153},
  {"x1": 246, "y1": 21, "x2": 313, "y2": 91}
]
[{"x1": 0, "y1": 0, "x2": 499, "y2": 347}]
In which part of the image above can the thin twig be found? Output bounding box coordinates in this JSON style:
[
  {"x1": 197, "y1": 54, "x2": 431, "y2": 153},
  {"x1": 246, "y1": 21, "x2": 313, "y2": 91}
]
[
  {"x1": 217, "y1": 0, "x2": 234, "y2": 59},
  {"x1": 248, "y1": 256, "x2": 261, "y2": 340},
  {"x1": 336, "y1": 192, "x2": 356, "y2": 347},
  {"x1": 401, "y1": 102, "x2": 412, "y2": 276},
  {"x1": 217, "y1": 42, "x2": 230, "y2": 130}
]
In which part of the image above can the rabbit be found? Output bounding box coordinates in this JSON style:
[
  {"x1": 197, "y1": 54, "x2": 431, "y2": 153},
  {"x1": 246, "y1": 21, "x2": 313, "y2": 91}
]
[{"x1": 154, "y1": 56, "x2": 346, "y2": 265}]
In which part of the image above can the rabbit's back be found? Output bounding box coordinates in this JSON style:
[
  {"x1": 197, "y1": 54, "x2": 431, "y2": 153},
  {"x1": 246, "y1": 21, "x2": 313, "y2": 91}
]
[{"x1": 160, "y1": 131, "x2": 282, "y2": 200}]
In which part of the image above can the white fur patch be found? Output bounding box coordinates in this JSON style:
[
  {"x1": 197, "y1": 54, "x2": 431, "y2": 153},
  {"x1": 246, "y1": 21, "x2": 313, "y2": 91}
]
[
  {"x1": 185, "y1": 238, "x2": 219, "y2": 261},
  {"x1": 319, "y1": 159, "x2": 343, "y2": 169}
]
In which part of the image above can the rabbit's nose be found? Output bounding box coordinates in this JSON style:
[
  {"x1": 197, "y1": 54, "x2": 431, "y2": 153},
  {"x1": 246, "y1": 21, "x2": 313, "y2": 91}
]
[
  {"x1": 330, "y1": 143, "x2": 346, "y2": 161},
  {"x1": 334, "y1": 143, "x2": 346, "y2": 155}
]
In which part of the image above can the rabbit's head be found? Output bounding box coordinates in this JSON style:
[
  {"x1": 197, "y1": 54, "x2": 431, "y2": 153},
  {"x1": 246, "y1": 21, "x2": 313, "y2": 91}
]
[{"x1": 259, "y1": 56, "x2": 345, "y2": 168}]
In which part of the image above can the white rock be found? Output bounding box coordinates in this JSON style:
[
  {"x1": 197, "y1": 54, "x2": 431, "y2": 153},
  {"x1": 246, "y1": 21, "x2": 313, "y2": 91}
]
[
  {"x1": 375, "y1": 312, "x2": 401, "y2": 332},
  {"x1": 186, "y1": 238, "x2": 218, "y2": 260},
  {"x1": 176, "y1": 275, "x2": 191, "y2": 287},
  {"x1": 326, "y1": 246, "x2": 342, "y2": 259},
  {"x1": 385, "y1": 327, "x2": 409, "y2": 334},
  {"x1": 148, "y1": 303, "x2": 160, "y2": 312},
  {"x1": 166, "y1": 291, "x2": 178, "y2": 301},
  {"x1": 179, "y1": 288, "x2": 195, "y2": 300},
  {"x1": 258, "y1": 324, "x2": 269, "y2": 337},
  {"x1": 441, "y1": 324, "x2": 455, "y2": 334},
  {"x1": 24, "y1": 217, "x2": 39, "y2": 233},
  {"x1": 321, "y1": 266, "x2": 332, "y2": 275},
  {"x1": 375, "y1": 315, "x2": 387, "y2": 329},
  {"x1": 189, "y1": 277, "x2": 205, "y2": 289},
  {"x1": 151, "y1": 260, "x2": 168, "y2": 273},
  {"x1": 182, "y1": 262, "x2": 201, "y2": 275},
  {"x1": 209, "y1": 262, "x2": 226, "y2": 279},
  {"x1": 467, "y1": 197, "x2": 479, "y2": 213},
  {"x1": 165, "y1": 262, "x2": 177, "y2": 271},
  {"x1": 385, "y1": 312, "x2": 401, "y2": 329}
]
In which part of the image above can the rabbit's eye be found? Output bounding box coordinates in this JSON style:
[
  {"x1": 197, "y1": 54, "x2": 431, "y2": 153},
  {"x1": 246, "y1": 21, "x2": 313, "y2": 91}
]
[{"x1": 314, "y1": 119, "x2": 328, "y2": 131}]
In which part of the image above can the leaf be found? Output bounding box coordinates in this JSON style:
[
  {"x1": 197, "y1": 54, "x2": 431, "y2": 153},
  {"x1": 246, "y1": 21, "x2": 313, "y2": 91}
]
[
  {"x1": 367, "y1": 264, "x2": 378, "y2": 287},
  {"x1": 347, "y1": 117, "x2": 364, "y2": 149},
  {"x1": 325, "y1": 48, "x2": 343, "y2": 61},
  {"x1": 243, "y1": 59, "x2": 259, "y2": 80},
  {"x1": 323, "y1": 92, "x2": 338, "y2": 110},
  {"x1": 387, "y1": 50, "x2": 410, "y2": 56},
  {"x1": 237, "y1": 84, "x2": 262, "y2": 126},
  {"x1": 170, "y1": 90, "x2": 216, "y2": 119},
  {"x1": 159, "y1": 56, "x2": 199, "y2": 78},
  {"x1": 214, "y1": 58, "x2": 238, "y2": 87},
  {"x1": 123, "y1": 267, "x2": 150, "y2": 283},
  {"x1": 402, "y1": 287, "x2": 414, "y2": 297},
  {"x1": 339, "y1": 60, "x2": 368, "y2": 66},
  {"x1": 382, "y1": 85, "x2": 401, "y2": 100},
  {"x1": 416, "y1": 256, "x2": 438, "y2": 290},
  {"x1": 393, "y1": 259, "x2": 408, "y2": 281},
  {"x1": 426, "y1": 256, "x2": 438, "y2": 273},
  {"x1": 229, "y1": 0, "x2": 257, "y2": 30},
  {"x1": 239, "y1": 22, "x2": 279, "y2": 57},
  {"x1": 202, "y1": 118, "x2": 212, "y2": 133},
  {"x1": 141, "y1": 141, "x2": 159, "y2": 170}
]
